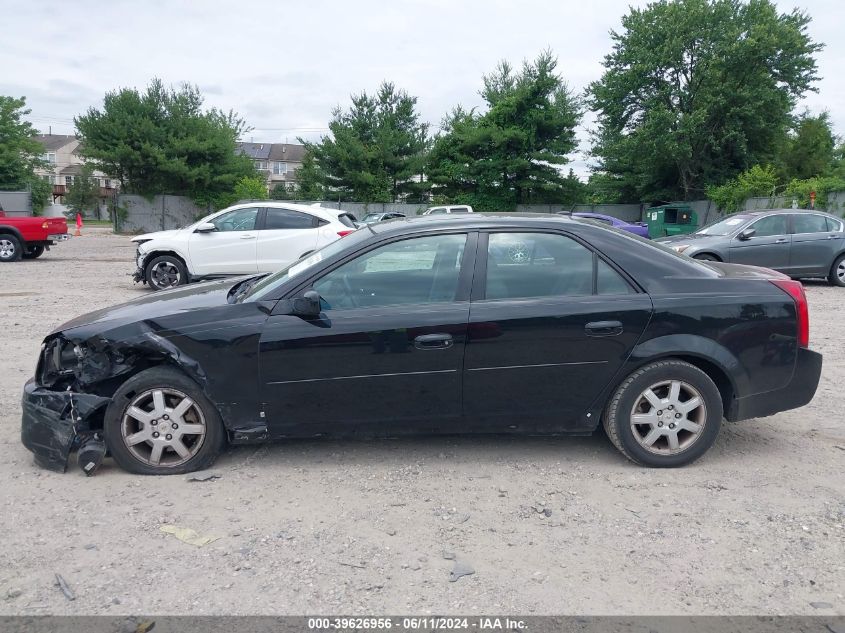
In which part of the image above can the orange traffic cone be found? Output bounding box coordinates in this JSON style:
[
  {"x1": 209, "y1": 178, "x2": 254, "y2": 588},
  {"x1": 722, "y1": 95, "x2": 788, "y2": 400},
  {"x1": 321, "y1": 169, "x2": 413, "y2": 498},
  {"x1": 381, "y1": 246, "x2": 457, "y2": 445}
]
[{"x1": 74, "y1": 213, "x2": 83, "y2": 237}]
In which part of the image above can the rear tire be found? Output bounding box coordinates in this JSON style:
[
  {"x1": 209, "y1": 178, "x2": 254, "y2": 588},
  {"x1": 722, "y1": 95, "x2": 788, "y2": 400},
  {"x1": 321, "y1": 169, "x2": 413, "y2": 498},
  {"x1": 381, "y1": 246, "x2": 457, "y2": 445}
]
[
  {"x1": 104, "y1": 367, "x2": 226, "y2": 475},
  {"x1": 0, "y1": 235, "x2": 22, "y2": 262},
  {"x1": 145, "y1": 254, "x2": 188, "y2": 291},
  {"x1": 692, "y1": 253, "x2": 720, "y2": 262},
  {"x1": 22, "y1": 244, "x2": 45, "y2": 259},
  {"x1": 602, "y1": 360, "x2": 723, "y2": 467},
  {"x1": 828, "y1": 253, "x2": 845, "y2": 287}
]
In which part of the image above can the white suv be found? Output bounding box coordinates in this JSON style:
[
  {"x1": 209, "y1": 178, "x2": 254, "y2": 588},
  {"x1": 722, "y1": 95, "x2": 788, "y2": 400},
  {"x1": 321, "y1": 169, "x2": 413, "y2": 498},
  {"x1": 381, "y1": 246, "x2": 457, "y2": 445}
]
[{"x1": 132, "y1": 202, "x2": 355, "y2": 291}]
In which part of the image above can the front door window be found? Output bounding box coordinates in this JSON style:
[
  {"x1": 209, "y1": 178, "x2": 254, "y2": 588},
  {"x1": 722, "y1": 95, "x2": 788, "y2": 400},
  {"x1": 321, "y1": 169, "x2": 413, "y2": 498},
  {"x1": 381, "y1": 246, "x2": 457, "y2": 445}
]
[{"x1": 314, "y1": 234, "x2": 467, "y2": 310}]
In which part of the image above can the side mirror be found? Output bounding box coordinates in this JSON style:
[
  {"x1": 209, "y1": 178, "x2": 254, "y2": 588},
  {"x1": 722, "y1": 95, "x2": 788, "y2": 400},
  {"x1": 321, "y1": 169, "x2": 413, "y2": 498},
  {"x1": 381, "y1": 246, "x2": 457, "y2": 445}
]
[
  {"x1": 738, "y1": 228, "x2": 756, "y2": 241},
  {"x1": 292, "y1": 289, "x2": 321, "y2": 317},
  {"x1": 195, "y1": 222, "x2": 216, "y2": 233}
]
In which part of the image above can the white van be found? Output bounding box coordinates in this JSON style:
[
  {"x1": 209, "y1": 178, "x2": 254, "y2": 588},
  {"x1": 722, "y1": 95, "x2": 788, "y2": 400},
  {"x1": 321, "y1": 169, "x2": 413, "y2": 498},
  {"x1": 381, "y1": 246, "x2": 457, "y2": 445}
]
[{"x1": 422, "y1": 205, "x2": 474, "y2": 215}]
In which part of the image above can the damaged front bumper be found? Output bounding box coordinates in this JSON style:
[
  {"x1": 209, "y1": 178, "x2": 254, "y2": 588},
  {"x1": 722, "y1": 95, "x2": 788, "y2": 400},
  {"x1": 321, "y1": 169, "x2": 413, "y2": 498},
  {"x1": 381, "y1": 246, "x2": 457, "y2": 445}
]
[{"x1": 21, "y1": 378, "x2": 111, "y2": 472}]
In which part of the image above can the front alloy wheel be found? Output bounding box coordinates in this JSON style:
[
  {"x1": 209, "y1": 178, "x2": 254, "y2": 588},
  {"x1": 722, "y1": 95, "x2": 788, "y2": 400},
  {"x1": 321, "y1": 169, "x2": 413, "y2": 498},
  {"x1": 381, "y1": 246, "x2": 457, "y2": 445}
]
[
  {"x1": 145, "y1": 255, "x2": 188, "y2": 291},
  {"x1": 105, "y1": 367, "x2": 225, "y2": 474},
  {"x1": 121, "y1": 388, "x2": 207, "y2": 467}
]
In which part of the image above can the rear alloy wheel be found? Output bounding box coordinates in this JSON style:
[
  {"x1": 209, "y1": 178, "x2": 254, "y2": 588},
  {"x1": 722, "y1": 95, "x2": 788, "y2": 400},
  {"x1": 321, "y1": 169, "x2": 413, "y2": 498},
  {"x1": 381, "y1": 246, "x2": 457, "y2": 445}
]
[
  {"x1": 145, "y1": 255, "x2": 188, "y2": 291},
  {"x1": 828, "y1": 254, "x2": 845, "y2": 287},
  {"x1": 0, "y1": 235, "x2": 22, "y2": 262},
  {"x1": 22, "y1": 244, "x2": 45, "y2": 259},
  {"x1": 104, "y1": 367, "x2": 225, "y2": 474},
  {"x1": 603, "y1": 360, "x2": 722, "y2": 467}
]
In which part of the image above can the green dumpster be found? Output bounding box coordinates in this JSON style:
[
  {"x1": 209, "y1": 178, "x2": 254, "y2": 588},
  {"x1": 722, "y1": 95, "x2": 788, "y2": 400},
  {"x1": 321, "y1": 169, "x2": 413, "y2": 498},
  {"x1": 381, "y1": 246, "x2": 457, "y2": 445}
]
[{"x1": 644, "y1": 204, "x2": 698, "y2": 238}]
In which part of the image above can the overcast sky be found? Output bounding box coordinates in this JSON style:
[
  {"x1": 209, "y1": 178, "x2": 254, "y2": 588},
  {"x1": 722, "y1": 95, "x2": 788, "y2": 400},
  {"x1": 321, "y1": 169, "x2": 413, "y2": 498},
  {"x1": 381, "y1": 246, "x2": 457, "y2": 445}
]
[{"x1": 2, "y1": 0, "x2": 843, "y2": 178}]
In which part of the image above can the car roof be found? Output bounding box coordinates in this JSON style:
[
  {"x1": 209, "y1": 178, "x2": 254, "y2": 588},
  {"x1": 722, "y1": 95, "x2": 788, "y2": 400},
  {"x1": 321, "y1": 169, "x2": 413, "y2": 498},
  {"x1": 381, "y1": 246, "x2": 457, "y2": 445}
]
[
  {"x1": 741, "y1": 208, "x2": 837, "y2": 217},
  {"x1": 368, "y1": 212, "x2": 578, "y2": 236}
]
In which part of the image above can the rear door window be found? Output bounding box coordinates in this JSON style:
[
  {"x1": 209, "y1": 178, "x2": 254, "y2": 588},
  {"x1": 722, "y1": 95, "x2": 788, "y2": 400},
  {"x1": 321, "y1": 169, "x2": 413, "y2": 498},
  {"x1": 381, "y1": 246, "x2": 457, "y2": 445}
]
[
  {"x1": 792, "y1": 214, "x2": 830, "y2": 234},
  {"x1": 264, "y1": 208, "x2": 318, "y2": 230},
  {"x1": 484, "y1": 232, "x2": 632, "y2": 300}
]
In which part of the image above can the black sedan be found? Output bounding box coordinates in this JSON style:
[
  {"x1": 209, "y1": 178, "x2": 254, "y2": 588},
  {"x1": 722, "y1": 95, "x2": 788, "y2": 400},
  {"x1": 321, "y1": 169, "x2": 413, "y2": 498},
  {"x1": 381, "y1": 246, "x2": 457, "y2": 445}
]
[{"x1": 22, "y1": 214, "x2": 822, "y2": 475}]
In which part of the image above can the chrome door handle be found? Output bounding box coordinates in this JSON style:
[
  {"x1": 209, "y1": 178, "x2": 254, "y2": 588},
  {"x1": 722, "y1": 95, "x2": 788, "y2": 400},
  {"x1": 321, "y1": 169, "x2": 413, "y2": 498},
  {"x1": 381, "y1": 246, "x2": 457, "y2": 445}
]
[
  {"x1": 775, "y1": 238, "x2": 788, "y2": 243},
  {"x1": 585, "y1": 320, "x2": 623, "y2": 336},
  {"x1": 240, "y1": 234, "x2": 256, "y2": 239},
  {"x1": 414, "y1": 333, "x2": 453, "y2": 350}
]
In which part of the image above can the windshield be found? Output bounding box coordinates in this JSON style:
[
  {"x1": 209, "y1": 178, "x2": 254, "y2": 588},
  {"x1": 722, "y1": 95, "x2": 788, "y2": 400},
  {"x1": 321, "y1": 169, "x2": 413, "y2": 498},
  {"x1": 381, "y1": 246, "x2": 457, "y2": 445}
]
[
  {"x1": 695, "y1": 215, "x2": 751, "y2": 236},
  {"x1": 242, "y1": 228, "x2": 372, "y2": 301}
]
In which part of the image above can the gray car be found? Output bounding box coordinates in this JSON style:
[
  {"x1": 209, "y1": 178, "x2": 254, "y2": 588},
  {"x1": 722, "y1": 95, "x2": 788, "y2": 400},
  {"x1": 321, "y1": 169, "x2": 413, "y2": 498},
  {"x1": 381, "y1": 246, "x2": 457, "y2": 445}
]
[{"x1": 656, "y1": 209, "x2": 845, "y2": 286}]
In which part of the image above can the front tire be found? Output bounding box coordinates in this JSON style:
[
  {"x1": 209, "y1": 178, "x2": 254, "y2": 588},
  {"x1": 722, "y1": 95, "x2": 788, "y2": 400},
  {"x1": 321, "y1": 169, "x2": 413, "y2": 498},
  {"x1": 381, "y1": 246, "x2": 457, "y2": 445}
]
[
  {"x1": 602, "y1": 360, "x2": 723, "y2": 467},
  {"x1": 145, "y1": 254, "x2": 188, "y2": 291},
  {"x1": 104, "y1": 367, "x2": 225, "y2": 475},
  {"x1": 23, "y1": 244, "x2": 45, "y2": 259},
  {"x1": 828, "y1": 253, "x2": 845, "y2": 287},
  {"x1": 0, "y1": 235, "x2": 22, "y2": 262}
]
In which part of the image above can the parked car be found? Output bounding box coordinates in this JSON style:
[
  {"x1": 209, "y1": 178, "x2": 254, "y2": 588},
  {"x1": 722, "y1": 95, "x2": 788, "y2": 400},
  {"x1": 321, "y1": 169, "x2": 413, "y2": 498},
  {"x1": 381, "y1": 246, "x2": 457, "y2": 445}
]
[
  {"x1": 358, "y1": 211, "x2": 406, "y2": 225},
  {"x1": 422, "y1": 205, "x2": 473, "y2": 215},
  {"x1": 131, "y1": 202, "x2": 355, "y2": 291},
  {"x1": 0, "y1": 205, "x2": 69, "y2": 262},
  {"x1": 656, "y1": 209, "x2": 845, "y2": 286},
  {"x1": 566, "y1": 212, "x2": 650, "y2": 238},
  {"x1": 23, "y1": 214, "x2": 821, "y2": 475}
]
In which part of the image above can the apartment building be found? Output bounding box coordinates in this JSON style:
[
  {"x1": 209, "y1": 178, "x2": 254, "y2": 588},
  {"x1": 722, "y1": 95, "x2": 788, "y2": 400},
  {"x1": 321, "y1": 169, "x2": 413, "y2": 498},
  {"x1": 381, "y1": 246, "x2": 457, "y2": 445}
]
[{"x1": 34, "y1": 134, "x2": 117, "y2": 203}]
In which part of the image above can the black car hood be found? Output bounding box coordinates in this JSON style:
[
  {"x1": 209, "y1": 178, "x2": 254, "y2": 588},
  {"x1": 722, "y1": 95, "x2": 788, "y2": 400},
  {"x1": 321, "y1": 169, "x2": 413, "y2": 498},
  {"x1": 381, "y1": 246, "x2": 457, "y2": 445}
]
[{"x1": 52, "y1": 278, "x2": 246, "y2": 335}]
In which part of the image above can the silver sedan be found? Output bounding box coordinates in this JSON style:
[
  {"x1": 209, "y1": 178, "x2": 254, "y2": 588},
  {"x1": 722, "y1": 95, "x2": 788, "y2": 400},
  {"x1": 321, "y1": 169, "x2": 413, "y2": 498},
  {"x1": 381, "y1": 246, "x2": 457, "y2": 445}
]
[{"x1": 657, "y1": 209, "x2": 845, "y2": 286}]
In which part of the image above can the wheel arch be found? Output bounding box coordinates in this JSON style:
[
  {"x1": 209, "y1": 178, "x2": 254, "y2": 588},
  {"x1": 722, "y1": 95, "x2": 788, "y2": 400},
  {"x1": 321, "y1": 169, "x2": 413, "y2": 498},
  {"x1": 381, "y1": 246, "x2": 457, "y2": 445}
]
[
  {"x1": 0, "y1": 225, "x2": 25, "y2": 242},
  {"x1": 595, "y1": 334, "x2": 745, "y2": 424},
  {"x1": 691, "y1": 251, "x2": 723, "y2": 262},
  {"x1": 143, "y1": 248, "x2": 189, "y2": 266}
]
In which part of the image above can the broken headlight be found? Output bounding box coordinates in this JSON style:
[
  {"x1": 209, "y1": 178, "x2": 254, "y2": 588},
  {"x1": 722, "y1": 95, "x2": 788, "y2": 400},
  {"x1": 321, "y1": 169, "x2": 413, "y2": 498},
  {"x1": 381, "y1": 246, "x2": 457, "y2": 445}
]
[{"x1": 40, "y1": 337, "x2": 84, "y2": 387}]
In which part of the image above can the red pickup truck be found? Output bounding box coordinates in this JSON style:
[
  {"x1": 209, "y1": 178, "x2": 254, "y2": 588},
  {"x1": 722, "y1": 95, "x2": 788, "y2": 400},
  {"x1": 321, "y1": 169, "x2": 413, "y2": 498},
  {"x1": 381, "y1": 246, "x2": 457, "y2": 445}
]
[{"x1": 0, "y1": 206, "x2": 69, "y2": 262}]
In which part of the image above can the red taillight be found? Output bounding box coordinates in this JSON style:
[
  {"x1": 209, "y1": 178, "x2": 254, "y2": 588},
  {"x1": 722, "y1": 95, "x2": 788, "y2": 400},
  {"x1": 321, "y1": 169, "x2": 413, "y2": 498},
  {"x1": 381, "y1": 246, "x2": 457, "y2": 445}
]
[
  {"x1": 337, "y1": 230, "x2": 355, "y2": 237},
  {"x1": 42, "y1": 221, "x2": 49, "y2": 229},
  {"x1": 770, "y1": 279, "x2": 809, "y2": 348}
]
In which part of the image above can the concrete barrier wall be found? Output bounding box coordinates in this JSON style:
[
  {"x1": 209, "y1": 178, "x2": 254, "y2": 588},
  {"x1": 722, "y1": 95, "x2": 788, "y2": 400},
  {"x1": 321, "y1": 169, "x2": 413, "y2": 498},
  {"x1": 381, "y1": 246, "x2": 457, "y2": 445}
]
[
  {"x1": 118, "y1": 195, "x2": 209, "y2": 233},
  {"x1": 0, "y1": 191, "x2": 32, "y2": 216}
]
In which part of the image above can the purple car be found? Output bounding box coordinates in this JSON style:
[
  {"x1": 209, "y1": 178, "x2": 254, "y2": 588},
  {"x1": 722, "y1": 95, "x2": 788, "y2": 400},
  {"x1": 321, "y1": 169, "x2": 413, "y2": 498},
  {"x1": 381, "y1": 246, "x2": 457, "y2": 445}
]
[{"x1": 568, "y1": 212, "x2": 650, "y2": 238}]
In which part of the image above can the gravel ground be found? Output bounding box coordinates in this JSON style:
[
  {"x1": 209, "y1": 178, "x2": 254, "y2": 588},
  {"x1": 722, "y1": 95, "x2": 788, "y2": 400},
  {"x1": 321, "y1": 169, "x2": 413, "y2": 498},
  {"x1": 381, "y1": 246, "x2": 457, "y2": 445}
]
[{"x1": 0, "y1": 228, "x2": 843, "y2": 616}]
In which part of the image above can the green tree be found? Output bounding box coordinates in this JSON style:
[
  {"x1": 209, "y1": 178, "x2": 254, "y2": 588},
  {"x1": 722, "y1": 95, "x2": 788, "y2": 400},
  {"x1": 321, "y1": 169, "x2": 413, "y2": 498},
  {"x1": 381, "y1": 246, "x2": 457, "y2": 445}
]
[
  {"x1": 75, "y1": 79, "x2": 256, "y2": 207},
  {"x1": 778, "y1": 111, "x2": 836, "y2": 181},
  {"x1": 428, "y1": 51, "x2": 582, "y2": 210},
  {"x1": 302, "y1": 82, "x2": 429, "y2": 202},
  {"x1": 705, "y1": 164, "x2": 779, "y2": 212},
  {"x1": 270, "y1": 183, "x2": 292, "y2": 200},
  {"x1": 0, "y1": 95, "x2": 49, "y2": 212},
  {"x1": 294, "y1": 150, "x2": 327, "y2": 200},
  {"x1": 784, "y1": 175, "x2": 845, "y2": 211},
  {"x1": 213, "y1": 175, "x2": 268, "y2": 209},
  {"x1": 589, "y1": 0, "x2": 822, "y2": 203},
  {"x1": 64, "y1": 164, "x2": 101, "y2": 216}
]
